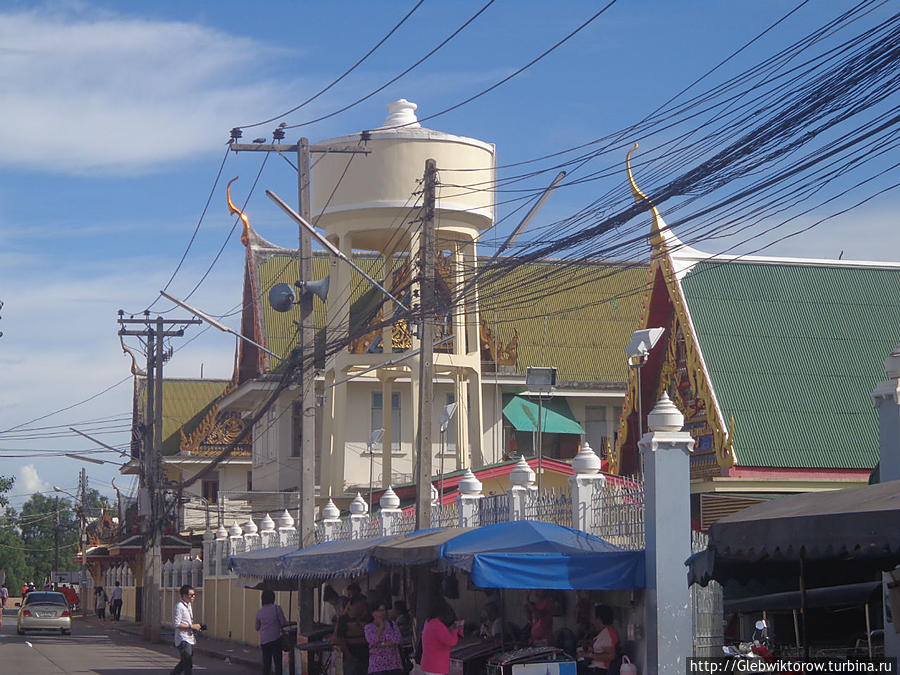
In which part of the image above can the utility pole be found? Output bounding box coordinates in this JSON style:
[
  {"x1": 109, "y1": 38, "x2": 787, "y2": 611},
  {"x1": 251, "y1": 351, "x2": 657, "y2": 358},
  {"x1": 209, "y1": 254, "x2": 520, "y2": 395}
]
[
  {"x1": 78, "y1": 468, "x2": 87, "y2": 614},
  {"x1": 415, "y1": 159, "x2": 437, "y2": 531},
  {"x1": 229, "y1": 137, "x2": 367, "y2": 638},
  {"x1": 117, "y1": 312, "x2": 200, "y2": 643},
  {"x1": 297, "y1": 137, "x2": 316, "y2": 636},
  {"x1": 54, "y1": 496, "x2": 60, "y2": 577}
]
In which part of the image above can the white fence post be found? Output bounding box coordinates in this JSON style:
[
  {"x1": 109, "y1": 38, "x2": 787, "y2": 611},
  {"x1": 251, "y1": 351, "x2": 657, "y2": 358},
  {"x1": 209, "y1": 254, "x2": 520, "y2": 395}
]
[
  {"x1": 349, "y1": 493, "x2": 369, "y2": 540},
  {"x1": 322, "y1": 499, "x2": 342, "y2": 542},
  {"x1": 642, "y1": 393, "x2": 694, "y2": 675},
  {"x1": 569, "y1": 442, "x2": 606, "y2": 535},
  {"x1": 277, "y1": 510, "x2": 296, "y2": 548},
  {"x1": 259, "y1": 514, "x2": 276, "y2": 550},
  {"x1": 457, "y1": 469, "x2": 483, "y2": 527},
  {"x1": 380, "y1": 487, "x2": 402, "y2": 536},
  {"x1": 191, "y1": 556, "x2": 203, "y2": 588},
  {"x1": 214, "y1": 525, "x2": 228, "y2": 577},
  {"x1": 507, "y1": 458, "x2": 536, "y2": 520},
  {"x1": 228, "y1": 521, "x2": 244, "y2": 574},
  {"x1": 243, "y1": 517, "x2": 260, "y2": 551},
  {"x1": 163, "y1": 560, "x2": 172, "y2": 588}
]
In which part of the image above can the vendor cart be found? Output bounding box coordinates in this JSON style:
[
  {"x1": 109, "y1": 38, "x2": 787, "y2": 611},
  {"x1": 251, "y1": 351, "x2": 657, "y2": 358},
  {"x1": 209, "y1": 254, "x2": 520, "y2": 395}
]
[
  {"x1": 450, "y1": 641, "x2": 506, "y2": 675},
  {"x1": 486, "y1": 647, "x2": 577, "y2": 675}
]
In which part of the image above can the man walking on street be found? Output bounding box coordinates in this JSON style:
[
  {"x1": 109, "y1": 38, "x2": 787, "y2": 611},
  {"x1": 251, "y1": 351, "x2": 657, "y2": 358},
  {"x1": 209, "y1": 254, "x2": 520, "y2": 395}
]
[
  {"x1": 109, "y1": 581, "x2": 123, "y2": 621},
  {"x1": 171, "y1": 584, "x2": 201, "y2": 675}
]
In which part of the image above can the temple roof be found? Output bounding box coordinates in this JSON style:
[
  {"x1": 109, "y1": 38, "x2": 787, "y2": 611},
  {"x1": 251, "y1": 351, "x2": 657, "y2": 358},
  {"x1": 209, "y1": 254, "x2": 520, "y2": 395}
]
[
  {"x1": 680, "y1": 257, "x2": 900, "y2": 469},
  {"x1": 239, "y1": 231, "x2": 647, "y2": 384},
  {"x1": 135, "y1": 378, "x2": 232, "y2": 456}
]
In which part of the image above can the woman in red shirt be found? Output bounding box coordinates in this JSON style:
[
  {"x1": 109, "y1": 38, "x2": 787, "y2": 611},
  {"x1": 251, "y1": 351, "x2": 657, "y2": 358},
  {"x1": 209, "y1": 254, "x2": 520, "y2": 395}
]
[{"x1": 420, "y1": 602, "x2": 463, "y2": 675}]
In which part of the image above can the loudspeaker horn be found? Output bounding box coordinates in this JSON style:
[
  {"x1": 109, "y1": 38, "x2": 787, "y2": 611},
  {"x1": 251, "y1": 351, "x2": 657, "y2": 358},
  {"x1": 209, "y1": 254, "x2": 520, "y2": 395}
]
[
  {"x1": 268, "y1": 283, "x2": 296, "y2": 313},
  {"x1": 297, "y1": 276, "x2": 330, "y2": 303}
]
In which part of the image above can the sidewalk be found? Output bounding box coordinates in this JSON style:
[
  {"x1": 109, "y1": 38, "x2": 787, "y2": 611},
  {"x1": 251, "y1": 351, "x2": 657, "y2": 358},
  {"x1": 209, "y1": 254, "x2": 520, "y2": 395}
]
[{"x1": 76, "y1": 612, "x2": 263, "y2": 670}]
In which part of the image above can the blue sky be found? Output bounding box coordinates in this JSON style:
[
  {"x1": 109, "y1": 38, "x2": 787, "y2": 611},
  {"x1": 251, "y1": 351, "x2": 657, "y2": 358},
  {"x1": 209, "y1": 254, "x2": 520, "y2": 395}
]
[{"x1": 0, "y1": 0, "x2": 897, "y2": 506}]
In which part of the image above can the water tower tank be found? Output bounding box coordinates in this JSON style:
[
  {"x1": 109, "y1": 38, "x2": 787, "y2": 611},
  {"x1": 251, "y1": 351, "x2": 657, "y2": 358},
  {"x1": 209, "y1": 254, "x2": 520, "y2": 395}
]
[{"x1": 311, "y1": 99, "x2": 495, "y2": 252}]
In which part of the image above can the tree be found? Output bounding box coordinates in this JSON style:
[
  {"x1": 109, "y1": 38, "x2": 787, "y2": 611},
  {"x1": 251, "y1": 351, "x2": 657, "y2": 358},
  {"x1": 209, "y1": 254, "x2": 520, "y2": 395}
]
[
  {"x1": 19, "y1": 493, "x2": 80, "y2": 585},
  {"x1": 0, "y1": 476, "x2": 24, "y2": 590},
  {"x1": 0, "y1": 507, "x2": 27, "y2": 592}
]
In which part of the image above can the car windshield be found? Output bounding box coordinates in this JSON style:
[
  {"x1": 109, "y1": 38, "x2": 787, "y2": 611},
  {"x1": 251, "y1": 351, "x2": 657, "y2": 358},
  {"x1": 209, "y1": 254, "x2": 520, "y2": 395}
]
[{"x1": 24, "y1": 592, "x2": 67, "y2": 606}]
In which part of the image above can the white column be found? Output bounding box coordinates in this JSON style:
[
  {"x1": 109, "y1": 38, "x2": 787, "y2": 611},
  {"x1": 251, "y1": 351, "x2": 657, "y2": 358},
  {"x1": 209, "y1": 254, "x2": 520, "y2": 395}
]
[
  {"x1": 228, "y1": 522, "x2": 244, "y2": 571},
  {"x1": 381, "y1": 377, "x2": 395, "y2": 487},
  {"x1": 874, "y1": 345, "x2": 900, "y2": 659},
  {"x1": 349, "y1": 493, "x2": 369, "y2": 540},
  {"x1": 202, "y1": 530, "x2": 214, "y2": 578},
  {"x1": 507, "y1": 458, "x2": 536, "y2": 520},
  {"x1": 162, "y1": 560, "x2": 172, "y2": 588},
  {"x1": 214, "y1": 525, "x2": 228, "y2": 577},
  {"x1": 641, "y1": 393, "x2": 693, "y2": 675},
  {"x1": 277, "y1": 510, "x2": 296, "y2": 547},
  {"x1": 191, "y1": 556, "x2": 203, "y2": 588},
  {"x1": 243, "y1": 517, "x2": 260, "y2": 551},
  {"x1": 467, "y1": 369, "x2": 485, "y2": 468},
  {"x1": 321, "y1": 499, "x2": 342, "y2": 542},
  {"x1": 457, "y1": 469, "x2": 483, "y2": 527},
  {"x1": 259, "y1": 513, "x2": 277, "y2": 550},
  {"x1": 569, "y1": 441, "x2": 607, "y2": 535},
  {"x1": 379, "y1": 487, "x2": 403, "y2": 536}
]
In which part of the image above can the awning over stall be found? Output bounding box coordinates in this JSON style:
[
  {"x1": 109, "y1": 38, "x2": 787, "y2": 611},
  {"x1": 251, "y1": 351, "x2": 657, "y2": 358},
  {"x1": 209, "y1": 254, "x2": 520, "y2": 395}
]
[
  {"x1": 281, "y1": 535, "x2": 403, "y2": 579},
  {"x1": 372, "y1": 528, "x2": 471, "y2": 566},
  {"x1": 502, "y1": 395, "x2": 584, "y2": 435},
  {"x1": 229, "y1": 545, "x2": 295, "y2": 579},
  {"x1": 724, "y1": 581, "x2": 881, "y2": 614},
  {"x1": 441, "y1": 520, "x2": 644, "y2": 590}
]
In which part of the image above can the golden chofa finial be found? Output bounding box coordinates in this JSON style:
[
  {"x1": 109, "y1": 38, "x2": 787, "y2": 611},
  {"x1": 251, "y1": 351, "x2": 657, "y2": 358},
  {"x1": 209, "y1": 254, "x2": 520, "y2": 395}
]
[
  {"x1": 227, "y1": 177, "x2": 251, "y2": 247},
  {"x1": 625, "y1": 143, "x2": 663, "y2": 249}
]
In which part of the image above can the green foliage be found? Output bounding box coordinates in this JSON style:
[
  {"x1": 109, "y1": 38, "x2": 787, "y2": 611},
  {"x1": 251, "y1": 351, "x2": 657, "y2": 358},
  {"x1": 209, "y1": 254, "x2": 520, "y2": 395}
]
[
  {"x1": 19, "y1": 493, "x2": 80, "y2": 586},
  {"x1": 0, "y1": 507, "x2": 27, "y2": 592},
  {"x1": 0, "y1": 475, "x2": 13, "y2": 508}
]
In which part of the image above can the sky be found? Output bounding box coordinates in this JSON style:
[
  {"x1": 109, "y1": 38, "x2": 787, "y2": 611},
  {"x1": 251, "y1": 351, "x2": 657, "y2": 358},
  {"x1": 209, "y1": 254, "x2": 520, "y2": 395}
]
[{"x1": 0, "y1": 0, "x2": 897, "y2": 508}]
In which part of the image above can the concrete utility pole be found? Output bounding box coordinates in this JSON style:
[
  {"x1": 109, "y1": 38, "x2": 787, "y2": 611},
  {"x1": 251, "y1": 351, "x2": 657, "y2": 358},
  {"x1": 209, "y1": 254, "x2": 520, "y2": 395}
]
[
  {"x1": 415, "y1": 159, "x2": 437, "y2": 532},
  {"x1": 78, "y1": 468, "x2": 87, "y2": 612},
  {"x1": 54, "y1": 496, "x2": 60, "y2": 575},
  {"x1": 117, "y1": 313, "x2": 199, "y2": 643}
]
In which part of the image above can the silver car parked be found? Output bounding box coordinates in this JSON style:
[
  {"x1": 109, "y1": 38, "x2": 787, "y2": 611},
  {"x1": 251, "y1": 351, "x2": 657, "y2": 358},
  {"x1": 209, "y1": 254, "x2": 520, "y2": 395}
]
[{"x1": 16, "y1": 591, "x2": 72, "y2": 635}]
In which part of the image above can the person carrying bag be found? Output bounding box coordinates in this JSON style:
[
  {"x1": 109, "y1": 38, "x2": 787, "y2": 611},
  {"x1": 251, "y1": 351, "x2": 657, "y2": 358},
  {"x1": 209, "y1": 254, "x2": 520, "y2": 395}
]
[{"x1": 255, "y1": 589, "x2": 287, "y2": 675}]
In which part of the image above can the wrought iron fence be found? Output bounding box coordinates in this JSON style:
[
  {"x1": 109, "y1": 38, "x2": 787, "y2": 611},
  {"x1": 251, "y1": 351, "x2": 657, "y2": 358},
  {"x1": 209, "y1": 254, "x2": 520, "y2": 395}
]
[
  {"x1": 432, "y1": 501, "x2": 459, "y2": 528},
  {"x1": 525, "y1": 488, "x2": 573, "y2": 528},
  {"x1": 396, "y1": 509, "x2": 417, "y2": 535},
  {"x1": 690, "y1": 530, "x2": 724, "y2": 656},
  {"x1": 478, "y1": 493, "x2": 510, "y2": 526},
  {"x1": 590, "y1": 480, "x2": 645, "y2": 550},
  {"x1": 360, "y1": 516, "x2": 382, "y2": 540}
]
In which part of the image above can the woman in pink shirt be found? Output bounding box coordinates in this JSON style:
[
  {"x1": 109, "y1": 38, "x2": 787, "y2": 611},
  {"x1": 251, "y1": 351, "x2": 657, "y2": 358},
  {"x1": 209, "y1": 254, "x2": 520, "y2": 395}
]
[
  {"x1": 420, "y1": 602, "x2": 463, "y2": 675},
  {"x1": 255, "y1": 589, "x2": 287, "y2": 675}
]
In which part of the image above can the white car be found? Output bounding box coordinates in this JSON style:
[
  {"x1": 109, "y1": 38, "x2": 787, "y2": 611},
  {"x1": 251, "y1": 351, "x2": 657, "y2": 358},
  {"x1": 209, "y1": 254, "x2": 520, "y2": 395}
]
[{"x1": 16, "y1": 591, "x2": 72, "y2": 635}]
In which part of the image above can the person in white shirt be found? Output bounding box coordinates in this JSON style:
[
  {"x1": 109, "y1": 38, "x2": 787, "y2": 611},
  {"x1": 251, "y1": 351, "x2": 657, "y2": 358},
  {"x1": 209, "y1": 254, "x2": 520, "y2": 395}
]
[
  {"x1": 171, "y1": 584, "x2": 201, "y2": 675},
  {"x1": 109, "y1": 581, "x2": 123, "y2": 621}
]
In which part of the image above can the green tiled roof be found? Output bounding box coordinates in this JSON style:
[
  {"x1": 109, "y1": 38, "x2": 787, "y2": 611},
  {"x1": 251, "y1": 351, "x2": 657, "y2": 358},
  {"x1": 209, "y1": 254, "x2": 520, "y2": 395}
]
[
  {"x1": 252, "y1": 248, "x2": 646, "y2": 383},
  {"x1": 681, "y1": 260, "x2": 900, "y2": 469},
  {"x1": 478, "y1": 261, "x2": 647, "y2": 381},
  {"x1": 139, "y1": 379, "x2": 230, "y2": 456}
]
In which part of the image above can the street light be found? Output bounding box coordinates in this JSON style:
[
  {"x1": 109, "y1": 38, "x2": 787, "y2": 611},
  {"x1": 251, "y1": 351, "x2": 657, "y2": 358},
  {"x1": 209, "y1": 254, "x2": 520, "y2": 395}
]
[
  {"x1": 625, "y1": 328, "x2": 666, "y2": 443},
  {"x1": 54, "y1": 483, "x2": 87, "y2": 614},
  {"x1": 367, "y1": 428, "x2": 385, "y2": 515},
  {"x1": 526, "y1": 367, "x2": 557, "y2": 493},
  {"x1": 438, "y1": 402, "x2": 459, "y2": 511}
]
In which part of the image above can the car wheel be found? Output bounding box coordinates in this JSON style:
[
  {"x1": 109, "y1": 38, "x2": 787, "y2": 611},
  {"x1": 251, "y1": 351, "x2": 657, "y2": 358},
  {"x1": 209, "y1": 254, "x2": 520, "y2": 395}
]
[
  {"x1": 61, "y1": 629, "x2": 71, "y2": 635},
  {"x1": 16, "y1": 627, "x2": 24, "y2": 635}
]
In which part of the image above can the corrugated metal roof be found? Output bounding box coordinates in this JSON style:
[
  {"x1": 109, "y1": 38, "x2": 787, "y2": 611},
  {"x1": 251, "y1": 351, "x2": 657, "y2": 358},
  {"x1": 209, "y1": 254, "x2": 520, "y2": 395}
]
[
  {"x1": 681, "y1": 260, "x2": 900, "y2": 469},
  {"x1": 139, "y1": 379, "x2": 229, "y2": 456},
  {"x1": 251, "y1": 249, "x2": 647, "y2": 383}
]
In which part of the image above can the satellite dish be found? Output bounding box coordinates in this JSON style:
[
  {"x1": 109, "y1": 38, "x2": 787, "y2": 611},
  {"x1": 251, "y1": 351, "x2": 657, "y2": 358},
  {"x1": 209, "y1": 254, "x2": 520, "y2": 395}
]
[
  {"x1": 297, "y1": 276, "x2": 330, "y2": 303},
  {"x1": 268, "y1": 283, "x2": 296, "y2": 313}
]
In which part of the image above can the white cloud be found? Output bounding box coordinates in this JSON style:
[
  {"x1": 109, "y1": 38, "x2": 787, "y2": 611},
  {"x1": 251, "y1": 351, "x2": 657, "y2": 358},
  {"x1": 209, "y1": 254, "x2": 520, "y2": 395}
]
[
  {"x1": 19, "y1": 464, "x2": 49, "y2": 494},
  {"x1": 0, "y1": 6, "x2": 297, "y2": 175}
]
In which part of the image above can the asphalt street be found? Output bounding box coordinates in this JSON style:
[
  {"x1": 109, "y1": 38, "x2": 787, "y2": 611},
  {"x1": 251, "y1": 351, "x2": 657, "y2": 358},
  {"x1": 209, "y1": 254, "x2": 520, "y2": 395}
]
[{"x1": 0, "y1": 609, "x2": 259, "y2": 674}]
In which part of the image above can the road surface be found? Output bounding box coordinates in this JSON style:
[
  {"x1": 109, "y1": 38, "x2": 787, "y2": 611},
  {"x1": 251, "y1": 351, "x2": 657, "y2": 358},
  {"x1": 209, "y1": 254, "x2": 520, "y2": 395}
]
[{"x1": 0, "y1": 609, "x2": 259, "y2": 674}]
